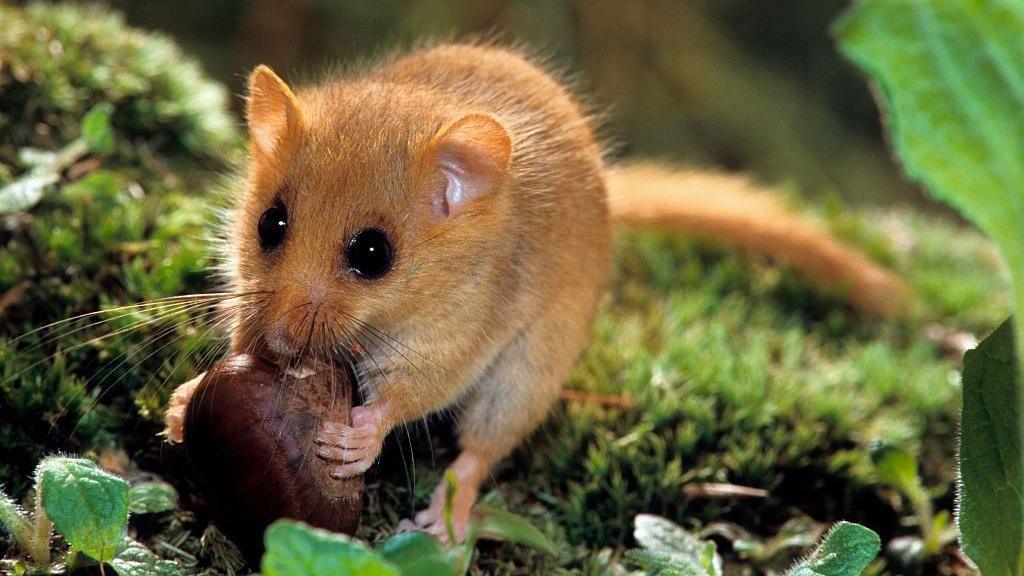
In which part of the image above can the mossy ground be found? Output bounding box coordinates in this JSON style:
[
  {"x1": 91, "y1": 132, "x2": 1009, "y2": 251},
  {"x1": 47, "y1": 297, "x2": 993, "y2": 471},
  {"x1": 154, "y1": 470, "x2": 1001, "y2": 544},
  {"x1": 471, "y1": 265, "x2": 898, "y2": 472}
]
[{"x1": 0, "y1": 4, "x2": 1009, "y2": 575}]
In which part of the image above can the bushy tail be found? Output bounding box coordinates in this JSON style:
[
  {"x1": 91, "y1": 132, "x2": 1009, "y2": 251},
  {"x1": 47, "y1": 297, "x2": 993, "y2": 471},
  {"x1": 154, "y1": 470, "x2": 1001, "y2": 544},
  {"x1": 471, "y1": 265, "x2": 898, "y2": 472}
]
[{"x1": 605, "y1": 163, "x2": 913, "y2": 317}]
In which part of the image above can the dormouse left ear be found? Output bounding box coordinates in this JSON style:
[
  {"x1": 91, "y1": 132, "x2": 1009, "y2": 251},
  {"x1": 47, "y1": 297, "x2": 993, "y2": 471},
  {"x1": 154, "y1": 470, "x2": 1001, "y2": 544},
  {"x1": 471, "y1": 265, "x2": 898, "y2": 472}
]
[
  {"x1": 246, "y1": 65, "x2": 303, "y2": 165},
  {"x1": 429, "y1": 114, "x2": 511, "y2": 218}
]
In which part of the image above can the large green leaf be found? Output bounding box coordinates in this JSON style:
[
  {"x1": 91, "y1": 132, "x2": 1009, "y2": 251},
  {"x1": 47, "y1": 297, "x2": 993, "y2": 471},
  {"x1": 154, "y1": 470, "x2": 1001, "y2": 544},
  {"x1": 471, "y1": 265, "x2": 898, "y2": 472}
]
[
  {"x1": 958, "y1": 319, "x2": 1023, "y2": 574},
  {"x1": 785, "y1": 522, "x2": 880, "y2": 576},
  {"x1": 261, "y1": 520, "x2": 399, "y2": 576},
  {"x1": 37, "y1": 457, "x2": 130, "y2": 562},
  {"x1": 835, "y1": 0, "x2": 1024, "y2": 361}
]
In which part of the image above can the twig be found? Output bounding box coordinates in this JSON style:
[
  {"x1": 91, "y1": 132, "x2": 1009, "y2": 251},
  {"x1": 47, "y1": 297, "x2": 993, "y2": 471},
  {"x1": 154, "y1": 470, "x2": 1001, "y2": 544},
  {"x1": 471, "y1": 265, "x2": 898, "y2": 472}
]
[
  {"x1": 682, "y1": 482, "x2": 768, "y2": 500},
  {"x1": 559, "y1": 389, "x2": 634, "y2": 409}
]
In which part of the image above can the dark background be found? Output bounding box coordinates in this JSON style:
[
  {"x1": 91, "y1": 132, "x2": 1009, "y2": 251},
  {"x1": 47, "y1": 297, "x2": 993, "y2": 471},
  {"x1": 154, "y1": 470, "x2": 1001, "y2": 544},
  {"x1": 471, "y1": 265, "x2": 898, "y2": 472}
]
[{"x1": 105, "y1": 0, "x2": 929, "y2": 207}]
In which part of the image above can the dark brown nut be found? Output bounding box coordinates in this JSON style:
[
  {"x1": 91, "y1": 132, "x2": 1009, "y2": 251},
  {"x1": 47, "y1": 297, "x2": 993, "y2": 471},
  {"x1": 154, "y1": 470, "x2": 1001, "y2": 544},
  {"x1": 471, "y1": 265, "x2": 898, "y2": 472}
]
[{"x1": 184, "y1": 354, "x2": 363, "y2": 559}]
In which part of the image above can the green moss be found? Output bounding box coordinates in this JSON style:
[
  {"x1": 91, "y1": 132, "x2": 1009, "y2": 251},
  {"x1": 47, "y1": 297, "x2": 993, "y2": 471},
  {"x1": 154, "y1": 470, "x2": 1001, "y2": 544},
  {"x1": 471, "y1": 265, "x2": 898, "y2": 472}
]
[
  {"x1": 0, "y1": 3, "x2": 240, "y2": 497},
  {"x1": 0, "y1": 3, "x2": 238, "y2": 167}
]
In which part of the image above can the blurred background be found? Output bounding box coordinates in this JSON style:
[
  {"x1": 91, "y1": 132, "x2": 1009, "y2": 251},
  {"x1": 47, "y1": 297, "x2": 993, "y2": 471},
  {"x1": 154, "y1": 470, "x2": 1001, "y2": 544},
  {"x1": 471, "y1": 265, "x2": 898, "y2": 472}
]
[{"x1": 106, "y1": 0, "x2": 928, "y2": 208}]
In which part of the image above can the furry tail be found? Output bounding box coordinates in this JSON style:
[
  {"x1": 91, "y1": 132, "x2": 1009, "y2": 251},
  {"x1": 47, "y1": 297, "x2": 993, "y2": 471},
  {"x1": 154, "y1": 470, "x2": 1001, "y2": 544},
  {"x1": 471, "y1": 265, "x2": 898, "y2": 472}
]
[{"x1": 605, "y1": 163, "x2": 913, "y2": 317}]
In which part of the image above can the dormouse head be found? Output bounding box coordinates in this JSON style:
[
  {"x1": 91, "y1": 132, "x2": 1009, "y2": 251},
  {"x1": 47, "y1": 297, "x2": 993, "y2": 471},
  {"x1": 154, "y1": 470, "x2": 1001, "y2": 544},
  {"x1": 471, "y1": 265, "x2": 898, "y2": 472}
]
[{"x1": 226, "y1": 65, "x2": 513, "y2": 364}]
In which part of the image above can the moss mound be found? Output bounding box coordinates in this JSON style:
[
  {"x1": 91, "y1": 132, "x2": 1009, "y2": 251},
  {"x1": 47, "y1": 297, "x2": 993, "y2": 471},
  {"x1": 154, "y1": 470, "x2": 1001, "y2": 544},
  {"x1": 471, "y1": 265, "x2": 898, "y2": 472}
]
[{"x1": 0, "y1": 3, "x2": 240, "y2": 496}]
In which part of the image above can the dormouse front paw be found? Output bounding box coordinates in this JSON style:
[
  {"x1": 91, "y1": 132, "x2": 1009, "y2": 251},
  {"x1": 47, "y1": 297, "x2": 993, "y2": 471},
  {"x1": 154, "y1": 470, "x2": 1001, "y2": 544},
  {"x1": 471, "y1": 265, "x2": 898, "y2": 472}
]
[{"x1": 315, "y1": 404, "x2": 390, "y2": 478}]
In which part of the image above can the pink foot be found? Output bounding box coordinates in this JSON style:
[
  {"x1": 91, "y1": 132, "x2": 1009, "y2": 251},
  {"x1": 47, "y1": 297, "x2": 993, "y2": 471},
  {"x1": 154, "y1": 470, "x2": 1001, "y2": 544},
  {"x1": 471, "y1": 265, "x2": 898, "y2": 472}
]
[
  {"x1": 398, "y1": 450, "x2": 489, "y2": 545},
  {"x1": 315, "y1": 404, "x2": 391, "y2": 478}
]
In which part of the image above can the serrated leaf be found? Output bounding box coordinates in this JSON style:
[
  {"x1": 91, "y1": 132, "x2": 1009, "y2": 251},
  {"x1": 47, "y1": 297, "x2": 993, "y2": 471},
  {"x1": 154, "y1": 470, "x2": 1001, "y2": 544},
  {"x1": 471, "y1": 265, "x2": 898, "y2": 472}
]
[
  {"x1": 377, "y1": 532, "x2": 451, "y2": 576},
  {"x1": 957, "y1": 319, "x2": 1023, "y2": 574},
  {"x1": 109, "y1": 539, "x2": 184, "y2": 576},
  {"x1": 836, "y1": 0, "x2": 1024, "y2": 364},
  {"x1": 81, "y1": 103, "x2": 115, "y2": 155},
  {"x1": 466, "y1": 505, "x2": 558, "y2": 557},
  {"x1": 128, "y1": 482, "x2": 178, "y2": 515},
  {"x1": 37, "y1": 457, "x2": 130, "y2": 562},
  {"x1": 261, "y1": 520, "x2": 399, "y2": 576},
  {"x1": 786, "y1": 522, "x2": 880, "y2": 576}
]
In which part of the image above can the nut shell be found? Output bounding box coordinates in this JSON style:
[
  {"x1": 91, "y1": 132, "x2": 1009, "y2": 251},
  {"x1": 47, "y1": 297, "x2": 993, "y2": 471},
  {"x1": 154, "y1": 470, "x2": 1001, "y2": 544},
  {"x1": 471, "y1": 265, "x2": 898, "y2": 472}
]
[{"x1": 183, "y1": 354, "x2": 362, "y2": 558}]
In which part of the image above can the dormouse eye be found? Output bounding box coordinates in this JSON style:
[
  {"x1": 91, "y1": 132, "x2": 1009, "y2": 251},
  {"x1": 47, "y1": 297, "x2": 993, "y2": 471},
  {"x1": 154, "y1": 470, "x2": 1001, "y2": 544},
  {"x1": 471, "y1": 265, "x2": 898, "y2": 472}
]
[
  {"x1": 346, "y1": 228, "x2": 393, "y2": 279},
  {"x1": 258, "y1": 201, "x2": 288, "y2": 250}
]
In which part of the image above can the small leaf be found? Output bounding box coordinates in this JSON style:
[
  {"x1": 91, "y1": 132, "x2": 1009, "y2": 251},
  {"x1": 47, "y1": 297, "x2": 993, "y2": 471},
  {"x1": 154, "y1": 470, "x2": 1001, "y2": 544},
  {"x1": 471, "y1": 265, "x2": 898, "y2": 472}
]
[
  {"x1": 377, "y1": 532, "x2": 450, "y2": 576},
  {"x1": 0, "y1": 172, "x2": 58, "y2": 214},
  {"x1": 628, "y1": 515, "x2": 722, "y2": 576},
  {"x1": 869, "y1": 442, "x2": 919, "y2": 495},
  {"x1": 957, "y1": 319, "x2": 1024, "y2": 574},
  {"x1": 261, "y1": 520, "x2": 399, "y2": 576},
  {"x1": 128, "y1": 482, "x2": 178, "y2": 515},
  {"x1": 37, "y1": 457, "x2": 130, "y2": 563},
  {"x1": 109, "y1": 539, "x2": 184, "y2": 576},
  {"x1": 624, "y1": 549, "x2": 702, "y2": 576},
  {"x1": 786, "y1": 522, "x2": 880, "y2": 576},
  {"x1": 467, "y1": 505, "x2": 558, "y2": 557},
  {"x1": 81, "y1": 103, "x2": 115, "y2": 155}
]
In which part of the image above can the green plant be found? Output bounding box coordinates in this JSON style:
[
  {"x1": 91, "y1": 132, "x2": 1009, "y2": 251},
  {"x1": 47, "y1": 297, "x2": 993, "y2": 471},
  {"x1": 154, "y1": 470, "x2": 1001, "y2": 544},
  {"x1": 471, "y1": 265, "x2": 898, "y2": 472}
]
[
  {"x1": 958, "y1": 320, "x2": 1021, "y2": 574},
  {"x1": 623, "y1": 515, "x2": 879, "y2": 576},
  {"x1": 786, "y1": 522, "x2": 881, "y2": 576},
  {"x1": 868, "y1": 442, "x2": 955, "y2": 567},
  {"x1": 262, "y1": 475, "x2": 555, "y2": 576},
  {"x1": 623, "y1": 514, "x2": 724, "y2": 575},
  {"x1": 0, "y1": 456, "x2": 181, "y2": 575},
  {"x1": 837, "y1": 1, "x2": 1024, "y2": 573}
]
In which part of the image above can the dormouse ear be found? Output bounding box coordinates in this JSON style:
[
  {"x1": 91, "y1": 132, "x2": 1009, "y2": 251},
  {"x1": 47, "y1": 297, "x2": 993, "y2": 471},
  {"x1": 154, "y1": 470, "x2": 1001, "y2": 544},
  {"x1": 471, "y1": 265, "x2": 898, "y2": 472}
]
[
  {"x1": 430, "y1": 114, "x2": 511, "y2": 218},
  {"x1": 246, "y1": 65, "x2": 303, "y2": 162}
]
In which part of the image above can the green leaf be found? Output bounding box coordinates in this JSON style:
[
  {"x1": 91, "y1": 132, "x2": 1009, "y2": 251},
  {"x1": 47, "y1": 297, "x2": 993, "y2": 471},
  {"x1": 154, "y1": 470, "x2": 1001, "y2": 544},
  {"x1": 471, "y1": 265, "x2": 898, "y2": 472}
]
[
  {"x1": 627, "y1": 515, "x2": 722, "y2": 576},
  {"x1": 466, "y1": 505, "x2": 558, "y2": 557},
  {"x1": 109, "y1": 539, "x2": 184, "y2": 576},
  {"x1": 957, "y1": 319, "x2": 1024, "y2": 574},
  {"x1": 81, "y1": 103, "x2": 115, "y2": 155},
  {"x1": 37, "y1": 457, "x2": 130, "y2": 563},
  {"x1": 377, "y1": 532, "x2": 451, "y2": 576},
  {"x1": 836, "y1": 0, "x2": 1024, "y2": 365},
  {"x1": 786, "y1": 522, "x2": 880, "y2": 576},
  {"x1": 869, "y1": 443, "x2": 919, "y2": 495},
  {"x1": 261, "y1": 520, "x2": 399, "y2": 576},
  {"x1": 128, "y1": 482, "x2": 178, "y2": 515}
]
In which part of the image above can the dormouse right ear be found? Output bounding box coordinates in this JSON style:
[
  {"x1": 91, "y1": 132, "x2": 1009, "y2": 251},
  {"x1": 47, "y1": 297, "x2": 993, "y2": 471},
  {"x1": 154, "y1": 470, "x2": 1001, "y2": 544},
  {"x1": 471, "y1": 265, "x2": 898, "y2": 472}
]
[
  {"x1": 246, "y1": 65, "x2": 303, "y2": 163},
  {"x1": 428, "y1": 114, "x2": 511, "y2": 219}
]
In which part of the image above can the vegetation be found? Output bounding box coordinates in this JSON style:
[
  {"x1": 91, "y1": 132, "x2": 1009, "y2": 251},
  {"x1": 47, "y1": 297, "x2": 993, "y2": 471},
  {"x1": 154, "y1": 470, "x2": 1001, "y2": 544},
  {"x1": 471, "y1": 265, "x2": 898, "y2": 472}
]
[
  {"x1": 839, "y1": 1, "x2": 1024, "y2": 572},
  {"x1": 0, "y1": 2, "x2": 1016, "y2": 575}
]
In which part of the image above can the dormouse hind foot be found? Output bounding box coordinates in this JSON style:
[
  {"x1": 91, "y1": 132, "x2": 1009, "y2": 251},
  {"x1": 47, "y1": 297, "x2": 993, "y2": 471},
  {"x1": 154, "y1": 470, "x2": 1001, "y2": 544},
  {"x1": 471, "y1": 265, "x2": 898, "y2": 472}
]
[{"x1": 397, "y1": 449, "x2": 491, "y2": 545}]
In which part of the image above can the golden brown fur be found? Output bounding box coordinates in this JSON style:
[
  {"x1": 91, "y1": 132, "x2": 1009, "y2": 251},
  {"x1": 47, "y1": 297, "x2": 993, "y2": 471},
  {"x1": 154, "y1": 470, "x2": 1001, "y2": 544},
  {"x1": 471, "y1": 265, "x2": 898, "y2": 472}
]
[{"x1": 164, "y1": 42, "x2": 908, "y2": 540}]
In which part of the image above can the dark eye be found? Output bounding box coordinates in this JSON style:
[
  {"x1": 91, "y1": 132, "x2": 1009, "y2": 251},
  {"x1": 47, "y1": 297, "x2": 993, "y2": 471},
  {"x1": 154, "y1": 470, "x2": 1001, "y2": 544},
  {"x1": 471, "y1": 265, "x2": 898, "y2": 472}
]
[
  {"x1": 346, "y1": 228, "x2": 394, "y2": 279},
  {"x1": 258, "y1": 201, "x2": 288, "y2": 250}
]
